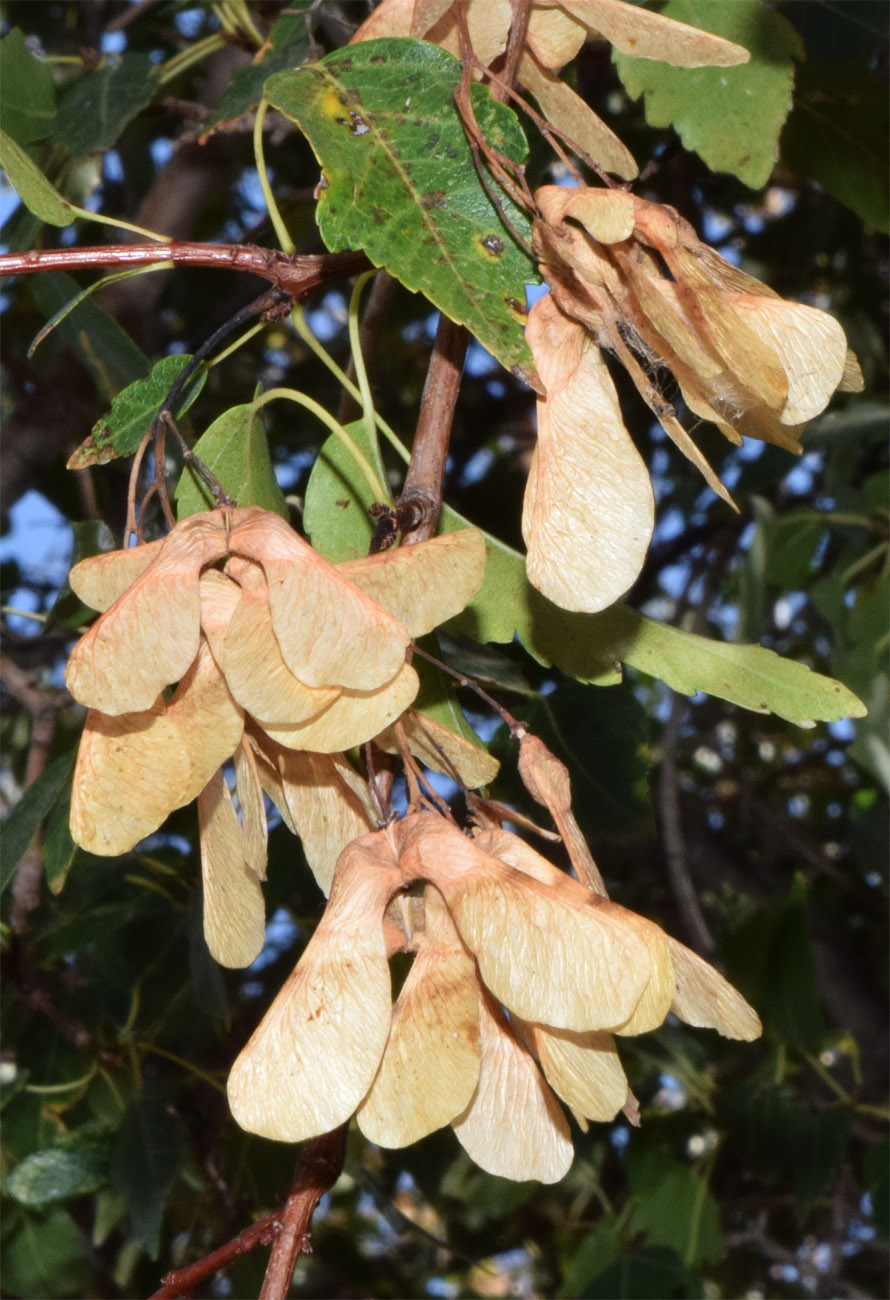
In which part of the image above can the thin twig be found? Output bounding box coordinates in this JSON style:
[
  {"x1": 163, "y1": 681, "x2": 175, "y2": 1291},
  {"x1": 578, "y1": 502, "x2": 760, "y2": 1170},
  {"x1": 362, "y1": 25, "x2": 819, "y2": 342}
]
[
  {"x1": 259, "y1": 1125, "x2": 348, "y2": 1300},
  {"x1": 0, "y1": 243, "x2": 370, "y2": 300},
  {"x1": 150, "y1": 1206, "x2": 284, "y2": 1300}
]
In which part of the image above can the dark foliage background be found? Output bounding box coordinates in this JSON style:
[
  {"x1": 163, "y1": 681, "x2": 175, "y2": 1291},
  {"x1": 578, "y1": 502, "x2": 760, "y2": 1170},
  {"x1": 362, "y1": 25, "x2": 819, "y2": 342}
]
[{"x1": 1, "y1": 2, "x2": 887, "y2": 1297}]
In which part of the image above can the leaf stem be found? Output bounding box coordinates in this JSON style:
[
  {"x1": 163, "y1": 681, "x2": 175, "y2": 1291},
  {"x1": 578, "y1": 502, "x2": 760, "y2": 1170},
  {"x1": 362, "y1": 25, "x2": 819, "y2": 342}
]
[
  {"x1": 254, "y1": 98, "x2": 296, "y2": 255},
  {"x1": 249, "y1": 386, "x2": 388, "y2": 502},
  {"x1": 290, "y1": 305, "x2": 410, "y2": 464}
]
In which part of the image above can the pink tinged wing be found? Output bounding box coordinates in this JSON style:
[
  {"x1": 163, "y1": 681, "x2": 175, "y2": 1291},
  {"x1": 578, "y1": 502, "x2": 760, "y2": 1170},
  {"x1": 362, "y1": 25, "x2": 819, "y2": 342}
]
[
  {"x1": 226, "y1": 835, "x2": 403, "y2": 1142},
  {"x1": 214, "y1": 560, "x2": 340, "y2": 725},
  {"x1": 523, "y1": 1021, "x2": 628, "y2": 1123},
  {"x1": 228, "y1": 509, "x2": 410, "y2": 690},
  {"x1": 357, "y1": 887, "x2": 482, "y2": 1147},
  {"x1": 69, "y1": 700, "x2": 192, "y2": 855},
  {"x1": 65, "y1": 513, "x2": 228, "y2": 714},
  {"x1": 523, "y1": 294, "x2": 654, "y2": 613},
  {"x1": 68, "y1": 539, "x2": 164, "y2": 612},
  {"x1": 261, "y1": 745, "x2": 377, "y2": 895},
  {"x1": 668, "y1": 937, "x2": 762, "y2": 1041},
  {"x1": 376, "y1": 709, "x2": 500, "y2": 788},
  {"x1": 558, "y1": 0, "x2": 750, "y2": 67},
  {"x1": 197, "y1": 769, "x2": 266, "y2": 969},
  {"x1": 452, "y1": 988, "x2": 573, "y2": 1184},
  {"x1": 726, "y1": 294, "x2": 848, "y2": 425},
  {"x1": 165, "y1": 639, "x2": 245, "y2": 794},
  {"x1": 398, "y1": 816, "x2": 654, "y2": 1032},
  {"x1": 338, "y1": 528, "x2": 486, "y2": 637},
  {"x1": 259, "y1": 661, "x2": 420, "y2": 754},
  {"x1": 517, "y1": 56, "x2": 637, "y2": 178}
]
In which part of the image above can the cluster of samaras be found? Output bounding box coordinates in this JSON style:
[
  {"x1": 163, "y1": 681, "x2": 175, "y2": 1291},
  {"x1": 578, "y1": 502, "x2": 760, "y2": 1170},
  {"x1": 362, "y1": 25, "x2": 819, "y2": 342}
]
[{"x1": 66, "y1": 507, "x2": 758, "y2": 1181}]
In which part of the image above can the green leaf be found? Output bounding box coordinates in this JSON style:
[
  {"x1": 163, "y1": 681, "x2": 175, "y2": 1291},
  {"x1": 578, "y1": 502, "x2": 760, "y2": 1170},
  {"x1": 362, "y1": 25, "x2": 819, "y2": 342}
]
[
  {"x1": 736, "y1": 1086, "x2": 850, "y2": 1212},
  {"x1": 628, "y1": 1165, "x2": 722, "y2": 1270},
  {"x1": 0, "y1": 751, "x2": 77, "y2": 896},
  {"x1": 7, "y1": 1124, "x2": 114, "y2": 1207},
  {"x1": 70, "y1": 354, "x2": 206, "y2": 468},
  {"x1": 1, "y1": 1206, "x2": 92, "y2": 1299},
  {"x1": 111, "y1": 1083, "x2": 185, "y2": 1258},
  {"x1": 444, "y1": 524, "x2": 865, "y2": 722},
  {"x1": 31, "y1": 273, "x2": 148, "y2": 402},
  {"x1": 175, "y1": 402, "x2": 288, "y2": 518},
  {"x1": 266, "y1": 39, "x2": 537, "y2": 378},
  {"x1": 0, "y1": 29, "x2": 56, "y2": 146},
  {"x1": 614, "y1": 0, "x2": 802, "y2": 187},
  {"x1": 516, "y1": 682, "x2": 652, "y2": 839},
  {"x1": 782, "y1": 62, "x2": 889, "y2": 233},
  {"x1": 305, "y1": 423, "x2": 862, "y2": 723},
  {"x1": 303, "y1": 417, "x2": 387, "y2": 561},
  {"x1": 53, "y1": 53, "x2": 158, "y2": 156},
  {"x1": 0, "y1": 127, "x2": 76, "y2": 226},
  {"x1": 43, "y1": 784, "x2": 78, "y2": 895},
  {"x1": 581, "y1": 1247, "x2": 703, "y2": 1300},
  {"x1": 208, "y1": 10, "x2": 311, "y2": 131},
  {"x1": 558, "y1": 1215, "x2": 620, "y2": 1298}
]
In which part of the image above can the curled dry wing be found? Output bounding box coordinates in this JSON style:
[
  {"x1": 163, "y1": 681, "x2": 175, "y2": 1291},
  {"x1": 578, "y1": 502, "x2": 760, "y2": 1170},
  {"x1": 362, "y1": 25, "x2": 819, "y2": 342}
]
[
  {"x1": 523, "y1": 293, "x2": 654, "y2": 613},
  {"x1": 228, "y1": 510, "x2": 410, "y2": 691},
  {"x1": 227, "y1": 833, "x2": 403, "y2": 1142},
  {"x1": 357, "y1": 886, "x2": 482, "y2": 1147},
  {"x1": 452, "y1": 987, "x2": 573, "y2": 1184},
  {"x1": 66, "y1": 513, "x2": 229, "y2": 715}
]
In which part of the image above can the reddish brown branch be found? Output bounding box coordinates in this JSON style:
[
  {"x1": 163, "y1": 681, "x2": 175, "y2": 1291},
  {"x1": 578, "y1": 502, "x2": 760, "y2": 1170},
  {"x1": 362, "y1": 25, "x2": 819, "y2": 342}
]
[
  {"x1": 149, "y1": 1125, "x2": 347, "y2": 1300},
  {"x1": 397, "y1": 314, "x2": 468, "y2": 545},
  {"x1": 259, "y1": 1125, "x2": 348, "y2": 1300},
  {"x1": 0, "y1": 243, "x2": 370, "y2": 300}
]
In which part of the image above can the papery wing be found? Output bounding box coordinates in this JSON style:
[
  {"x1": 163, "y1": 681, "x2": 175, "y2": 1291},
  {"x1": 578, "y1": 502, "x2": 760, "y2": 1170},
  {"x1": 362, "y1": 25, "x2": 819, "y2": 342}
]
[
  {"x1": 668, "y1": 936, "x2": 762, "y2": 1041},
  {"x1": 357, "y1": 887, "x2": 481, "y2": 1147},
  {"x1": 524, "y1": 1021, "x2": 628, "y2": 1122},
  {"x1": 265, "y1": 745, "x2": 377, "y2": 895},
  {"x1": 229, "y1": 510, "x2": 410, "y2": 690},
  {"x1": 198, "y1": 769, "x2": 265, "y2": 969},
  {"x1": 523, "y1": 294, "x2": 654, "y2": 613},
  {"x1": 227, "y1": 837, "x2": 402, "y2": 1141},
  {"x1": 452, "y1": 989, "x2": 573, "y2": 1183},
  {"x1": 66, "y1": 513, "x2": 228, "y2": 714},
  {"x1": 69, "y1": 702, "x2": 191, "y2": 855},
  {"x1": 560, "y1": 0, "x2": 749, "y2": 67},
  {"x1": 68, "y1": 539, "x2": 164, "y2": 612},
  {"x1": 338, "y1": 529, "x2": 486, "y2": 637},
  {"x1": 261, "y1": 662, "x2": 419, "y2": 755},
  {"x1": 376, "y1": 709, "x2": 500, "y2": 788}
]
